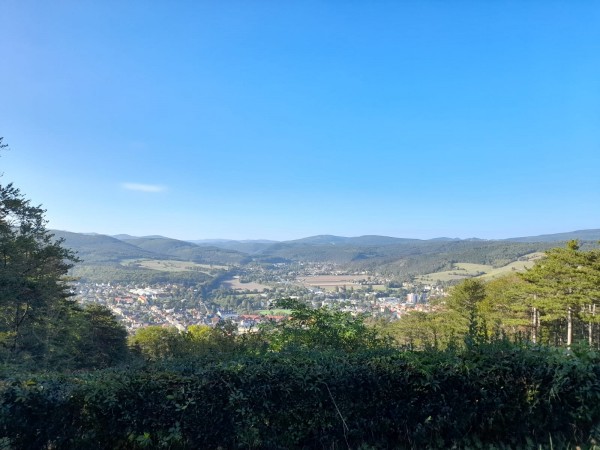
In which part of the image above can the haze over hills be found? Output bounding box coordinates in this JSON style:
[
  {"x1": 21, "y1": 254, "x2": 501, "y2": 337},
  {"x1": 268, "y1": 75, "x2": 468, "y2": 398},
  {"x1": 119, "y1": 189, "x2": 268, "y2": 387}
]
[
  {"x1": 185, "y1": 229, "x2": 600, "y2": 249},
  {"x1": 504, "y1": 229, "x2": 600, "y2": 243},
  {"x1": 52, "y1": 230, "x2": 158, "y2": 263},
  {"x1": 283, "y1": 235, "x2": 423, "y2": 246},
  {"x1": 53, "y1": 228, "x2": 600, "y2": 271}
]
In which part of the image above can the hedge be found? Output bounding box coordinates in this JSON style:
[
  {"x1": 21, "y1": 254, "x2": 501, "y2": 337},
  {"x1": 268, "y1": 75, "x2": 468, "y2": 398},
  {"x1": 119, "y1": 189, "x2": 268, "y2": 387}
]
[{"x1": 2, "y1": 342, "x2": 600, "y2": 449}]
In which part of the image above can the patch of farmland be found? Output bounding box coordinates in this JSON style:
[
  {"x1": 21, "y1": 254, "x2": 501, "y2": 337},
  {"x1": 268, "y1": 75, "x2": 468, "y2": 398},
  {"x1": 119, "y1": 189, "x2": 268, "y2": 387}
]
[
  {"x1": 477, "y1": 252, "x2": 544, "y2": 279},
  {"x1": 298, "y1": 275, "x2": 369, "y2": 288},
  {"x1": 221, "y1": 277, "x2": 270, "y2": 292},
  {"x1": 416, "y1": 253, "x2": 544, "y2": 284},
  {"x1": 416, "y1": 263, "x2": 492, "y2": 283},
  {"x1": 122, "y1": 259, "x2": 225, "y2": 273}
]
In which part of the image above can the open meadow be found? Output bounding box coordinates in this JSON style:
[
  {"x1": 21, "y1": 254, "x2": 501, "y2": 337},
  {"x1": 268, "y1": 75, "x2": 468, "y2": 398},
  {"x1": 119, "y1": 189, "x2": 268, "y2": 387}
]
[
  {"x1": 416, "y1": 253, "x2": 543, "y2": 284},
  {"x1": 298, "y1": 274, "x2": 367, "y2": 287},
  {"x1": 122, "y1": 259, "x2": 228, "y2": 273},
  {"x1": 221, "y1": 277, "x2": 270, "y2": 292}
]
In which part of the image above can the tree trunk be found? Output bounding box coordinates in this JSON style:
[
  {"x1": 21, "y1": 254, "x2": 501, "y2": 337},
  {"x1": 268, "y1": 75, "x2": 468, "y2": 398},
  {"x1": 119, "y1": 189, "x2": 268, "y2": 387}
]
[
  {"x1": 532, "y1": 307, "x2": 539, "y2": 344},
  {"x1": 589, "y1": 304, "x2": 596, "y2": 347},
  {"x1": 567, "y1": 307, "x2": 572, "y2": 348}
]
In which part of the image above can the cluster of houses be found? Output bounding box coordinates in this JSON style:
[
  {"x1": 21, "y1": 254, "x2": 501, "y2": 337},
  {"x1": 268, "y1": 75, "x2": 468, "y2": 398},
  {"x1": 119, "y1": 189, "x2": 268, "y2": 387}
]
[
  {"x1": 73, "y1": 276, "x2": 445, "y2": 335},
  {"x1": 75, "y1": 282, "x2": 208, "y2": 332}
]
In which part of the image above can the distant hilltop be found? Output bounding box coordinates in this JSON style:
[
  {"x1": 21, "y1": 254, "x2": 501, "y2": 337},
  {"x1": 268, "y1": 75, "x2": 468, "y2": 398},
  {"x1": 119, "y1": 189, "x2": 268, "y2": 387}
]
[
  {"x1": 113, "y1": 229, "x2": 600, "y2": 247},
  {"x1": 57, "y1": 229, "x2": 600, "y2": 248},
  {"x1": 50, "y1": 228, "x2": 600, "y2": 265}
]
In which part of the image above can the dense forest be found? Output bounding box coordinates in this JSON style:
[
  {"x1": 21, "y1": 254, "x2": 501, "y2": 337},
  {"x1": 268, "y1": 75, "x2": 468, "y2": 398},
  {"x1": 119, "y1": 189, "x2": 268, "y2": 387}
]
[{"x1": 2, "y1": 138, "x2": 600, "y2": 448}]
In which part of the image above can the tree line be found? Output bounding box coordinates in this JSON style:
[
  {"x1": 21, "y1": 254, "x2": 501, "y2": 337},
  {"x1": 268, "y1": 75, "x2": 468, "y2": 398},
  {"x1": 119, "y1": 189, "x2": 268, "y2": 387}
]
[{"x1": 386, "y1": 240, "x2": 600, "y2": 350}]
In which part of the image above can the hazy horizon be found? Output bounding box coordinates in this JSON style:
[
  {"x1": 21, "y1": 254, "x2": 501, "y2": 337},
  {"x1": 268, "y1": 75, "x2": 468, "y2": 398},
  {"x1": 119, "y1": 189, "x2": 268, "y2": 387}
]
[
  {"x1": 50, "y1": 227, "x2": 600, "y2": 244},
  {"x1": 2, "y1": 2, "x2": 599, "y2": 241}
]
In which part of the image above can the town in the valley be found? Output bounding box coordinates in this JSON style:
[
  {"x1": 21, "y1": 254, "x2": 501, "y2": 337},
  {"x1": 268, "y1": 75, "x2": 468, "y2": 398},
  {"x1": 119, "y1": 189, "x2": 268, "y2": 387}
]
[{"x1": 73, "y1": 261, "x2": 444, "y2": 334}]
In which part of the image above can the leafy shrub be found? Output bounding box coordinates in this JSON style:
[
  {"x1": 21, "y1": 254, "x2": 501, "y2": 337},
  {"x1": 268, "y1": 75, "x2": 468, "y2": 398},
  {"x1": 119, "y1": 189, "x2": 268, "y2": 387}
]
[{"x1": 2, "y1": 342, "x2": 600, "y2": 449}]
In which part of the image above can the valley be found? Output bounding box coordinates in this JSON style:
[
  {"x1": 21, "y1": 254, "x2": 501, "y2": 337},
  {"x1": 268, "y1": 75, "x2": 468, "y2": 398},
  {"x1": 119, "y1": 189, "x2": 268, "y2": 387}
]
[{"x1": 58, "y1": 229, "x2": 600, "y2": 333}]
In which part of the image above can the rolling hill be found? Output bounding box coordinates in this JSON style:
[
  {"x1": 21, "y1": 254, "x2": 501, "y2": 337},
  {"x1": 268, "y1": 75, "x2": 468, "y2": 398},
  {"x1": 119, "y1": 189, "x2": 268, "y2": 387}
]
[
  {"x1": 122, "y1": 237, "x2": 247, "y2": 265},
  {"x1": 505, "y1": 229, "x2": 600, "y2": 243},
  {"x1": 52, "y1": 230, "x2": 157, "y2": 262},
  {"x1": 54, "y1": 229, "x2": 600, "y2": 282}
]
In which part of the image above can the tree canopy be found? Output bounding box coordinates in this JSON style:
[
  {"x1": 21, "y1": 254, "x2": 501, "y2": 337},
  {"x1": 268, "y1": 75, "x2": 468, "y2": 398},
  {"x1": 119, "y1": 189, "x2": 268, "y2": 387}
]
[
  {"x1": 520, "y1": 240, "x2": 600, "y2": 346},
  {"x1": 0, "y1": 139, "x2": 127, "y2": 369}
]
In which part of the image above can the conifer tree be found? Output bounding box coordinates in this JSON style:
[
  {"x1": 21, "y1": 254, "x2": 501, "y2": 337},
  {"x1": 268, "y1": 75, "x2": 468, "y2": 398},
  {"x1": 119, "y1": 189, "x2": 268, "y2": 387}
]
[{"x1": 520, "y1": 241, "x2": 600, "y2": 347}]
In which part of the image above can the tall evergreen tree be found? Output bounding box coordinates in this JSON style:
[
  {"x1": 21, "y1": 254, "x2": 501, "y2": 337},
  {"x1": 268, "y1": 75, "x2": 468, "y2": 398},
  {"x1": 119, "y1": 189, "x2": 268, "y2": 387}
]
[
  {"x1": 479, "y1": 273, "x2": 531, "y2": 338},
  {"x1": 445, "y1": 278, "x2": 487, "y2": 345},
  {"x1": 520, "y1": 241, "x2": 600, "y2": 347}
]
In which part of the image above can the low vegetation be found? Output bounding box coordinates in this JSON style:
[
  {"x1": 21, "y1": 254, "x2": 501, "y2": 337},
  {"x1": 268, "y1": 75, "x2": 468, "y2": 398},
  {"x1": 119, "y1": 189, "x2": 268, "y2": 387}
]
[{"x1": 3, "y1": 331, "x2": 600, "y2": 448}]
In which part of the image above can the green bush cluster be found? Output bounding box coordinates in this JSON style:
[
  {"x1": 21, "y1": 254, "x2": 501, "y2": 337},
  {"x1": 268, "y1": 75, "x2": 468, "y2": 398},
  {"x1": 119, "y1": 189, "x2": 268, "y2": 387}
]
[{"x1": 2, "y1": 342, "x2": 600, "y2": 449}]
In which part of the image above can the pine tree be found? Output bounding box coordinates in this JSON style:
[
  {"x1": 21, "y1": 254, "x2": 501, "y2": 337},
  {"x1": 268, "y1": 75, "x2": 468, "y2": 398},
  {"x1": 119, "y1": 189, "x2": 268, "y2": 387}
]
[{"x1": 520, "y1": 241, "x2": 600, "y2": 347}]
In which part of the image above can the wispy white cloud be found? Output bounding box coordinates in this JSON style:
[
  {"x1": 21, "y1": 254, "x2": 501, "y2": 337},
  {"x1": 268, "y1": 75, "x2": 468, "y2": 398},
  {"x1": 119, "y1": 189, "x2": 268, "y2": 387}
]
[{"x1": 121, "y1": 182, "x2": 167, "y2": 193}]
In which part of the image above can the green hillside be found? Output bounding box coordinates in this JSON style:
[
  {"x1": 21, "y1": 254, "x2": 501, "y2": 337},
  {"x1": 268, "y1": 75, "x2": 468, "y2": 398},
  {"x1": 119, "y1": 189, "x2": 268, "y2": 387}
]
[
  {"x1": 506, "y1": 229, "x2": 600, "y2": 242},
  {"x1": 54, "y1": 230, "x2": 600, "y2": 284},
  {"x1": 124, "y1": 237, "x2": 247, "y2": 265},
  {"x1": 70, "y1": 262, "x2": 214, "y2": 285},
  {"x1": 122, "y1": 237, "x2": 200, "y2": 255},
  {"x1": 52, "y1": 230, "x2": 157, "y2": 262}
]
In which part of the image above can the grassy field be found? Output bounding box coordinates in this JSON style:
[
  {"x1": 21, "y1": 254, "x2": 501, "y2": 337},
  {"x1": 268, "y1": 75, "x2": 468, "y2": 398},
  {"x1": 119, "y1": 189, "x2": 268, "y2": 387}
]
[
  {"x1": 416, "y1": 253, "x2": 544, "y2": 284},
  {"x1": 416, "y1": 263, "x2": 492, "y2": 283},
  {"x1": 316, "y1": 284, "x2": 386, "y2": 292},
  {"x1": 121, "y1": 259, "x2": 227, "y2": 273},
  {"x1": 298, "y1": 275, "x2": 366, "y2": 285},
  {"x1": 221, "y1": 277, "x2": 270, "y2": 292},
  {"x1": 477, "y1": 252, "x2": 544, "y2": 279},
  {"x1": 297, "y1": 275, "x2": 380, "y2": 291}
]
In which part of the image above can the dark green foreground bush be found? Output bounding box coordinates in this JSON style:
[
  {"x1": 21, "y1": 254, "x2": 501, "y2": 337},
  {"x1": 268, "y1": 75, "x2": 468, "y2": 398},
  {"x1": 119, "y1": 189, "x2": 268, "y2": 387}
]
[{"x1": 2, "y1": 342, "x2": 600, "y2": 449}]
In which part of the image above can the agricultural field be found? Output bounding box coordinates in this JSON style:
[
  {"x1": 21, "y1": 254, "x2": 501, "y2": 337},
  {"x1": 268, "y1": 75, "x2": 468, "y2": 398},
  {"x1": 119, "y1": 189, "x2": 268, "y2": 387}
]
[
  {"x1": 318, "y1": 285, "x2": 386, "y2": 292},
  {"x1": 221, "y1": 277, "x2": 270, "y2": 292},
  {"x1": 416, "y1": 263, "x2": 491, "y2": 283},
  {"x1": 477, "y1": 252, "x2": 544, "y2": 279},
  {"x1": 121, "y1": 259, "x2": 227, "y2": 273},
  {"x1": 416, "y1": 253, "x2": 544, "y2": 284},
  {"x1": 297, "y1": 275, "x2": 367, "y2": 288}
]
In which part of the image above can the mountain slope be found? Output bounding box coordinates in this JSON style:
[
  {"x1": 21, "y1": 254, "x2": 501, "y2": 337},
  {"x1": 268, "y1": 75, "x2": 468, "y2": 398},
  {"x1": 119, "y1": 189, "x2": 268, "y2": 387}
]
[
  {"x1": 506, "y1": 229, "x2": 600, "y2": 243},
  {"x1": 54, "y1": 229, "x2": 600, "y2": 279},
  {"x1": 52, "y1": 230, "x2": 157, "y2": 262},
  {"x1": 124, "y1": 237, "x2": 248, "y2": 265},
  {"x1": 190, "y1": 240, "x2": 276, "y2": 254}
]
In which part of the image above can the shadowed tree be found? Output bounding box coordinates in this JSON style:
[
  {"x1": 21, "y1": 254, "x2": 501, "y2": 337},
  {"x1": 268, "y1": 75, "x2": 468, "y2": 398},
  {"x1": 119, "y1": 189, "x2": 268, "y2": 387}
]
[
  {"x1": 1, "y1": 138, "x2": 129, "y2": 369},
  {"x1": 1, "y1": 139, "x2": 79, "y2": 366}
]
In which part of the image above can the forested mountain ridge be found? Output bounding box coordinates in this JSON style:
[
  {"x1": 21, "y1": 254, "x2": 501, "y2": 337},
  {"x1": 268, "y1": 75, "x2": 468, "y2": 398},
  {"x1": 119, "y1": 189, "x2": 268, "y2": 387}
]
[
  {"x1": 52, "y1": 232, "x2": 248, "y2": 265},
  {"x1": 51, "y1": 230, "x2": 158, "y2": 262},
  {"x1": 50, "y1": 228, "x2": 600, "y2": 284},
  {"x1": 505, "y1": 229, "x2": 600, "y2": 242},
  {"x1": 122, "y1": 237, "x2": 246, "y2": 265},
  {"x1": 53, "y1": 229, "x2": 600, "y2": 269}
]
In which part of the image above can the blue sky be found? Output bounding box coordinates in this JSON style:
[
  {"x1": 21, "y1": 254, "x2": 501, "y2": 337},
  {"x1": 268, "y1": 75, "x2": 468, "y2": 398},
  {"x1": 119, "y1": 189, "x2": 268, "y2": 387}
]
[{"x1": 1, "y1": 1, "x2": 599, "y2": 241}]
